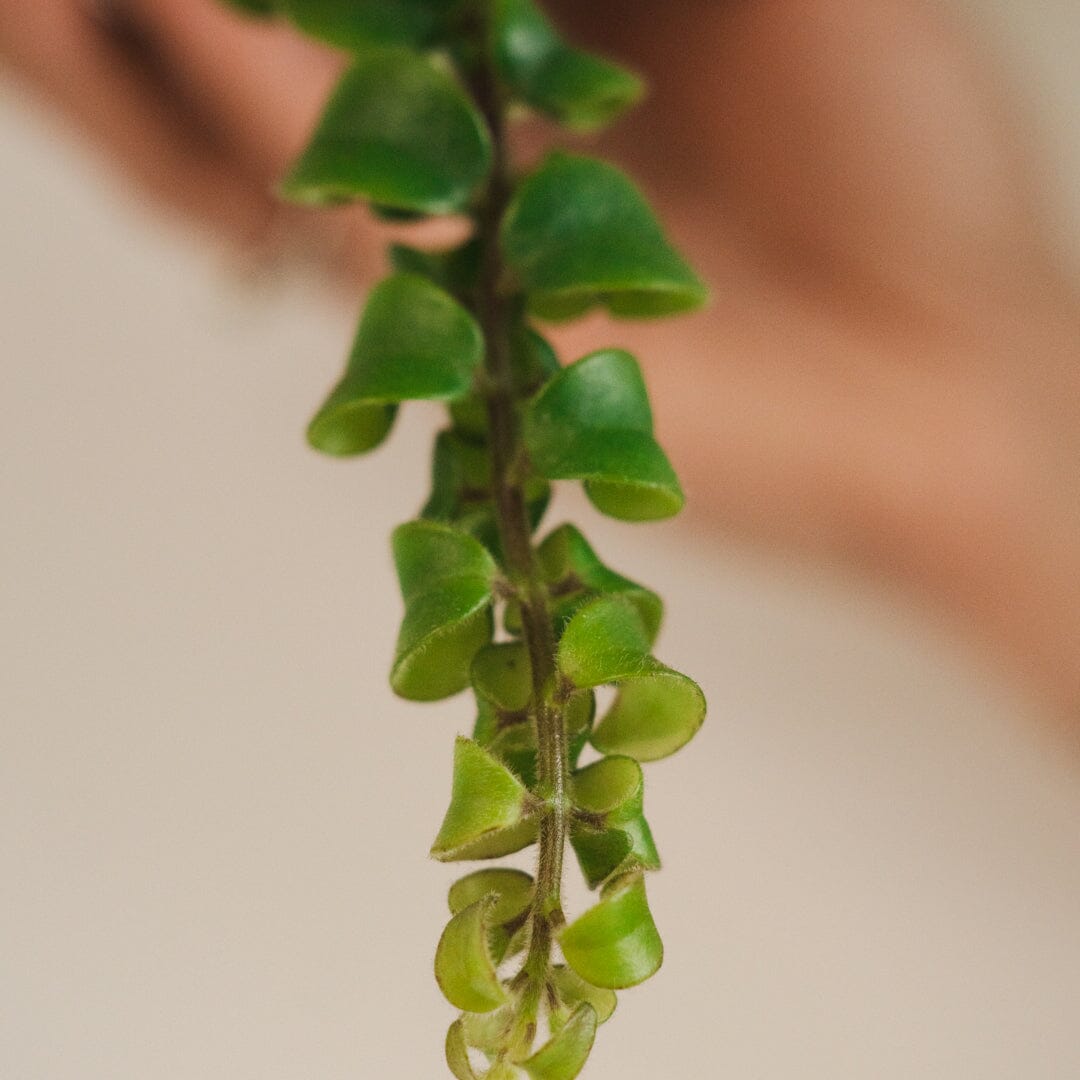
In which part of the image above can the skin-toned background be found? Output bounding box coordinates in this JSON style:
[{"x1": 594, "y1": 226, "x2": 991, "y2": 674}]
[{"x1": 2, "y1": 2, "x2": 1080, "y2": 1077}]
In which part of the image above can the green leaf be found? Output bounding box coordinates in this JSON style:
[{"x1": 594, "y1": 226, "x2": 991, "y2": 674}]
[
  {"x1": 559, "y1": 874, "x2": 663, "y2": 990},
  {"x1": 558, "y1": 597, "x2": 705, "y2": 761},
  {"x1": 279, "y1": 0, "x2": 455, "y2": 51},
  {"x1": 435, "y1": 896, "x2": 508, "y2": 1013},
  {"x1": 308, "y1": 275, "x2": 483, "y2": 457},
  {"x1": 523, "y1": 351, "x2": 684, "y2": 521},
  {"x1": 571, "y1": 817, "x2": 660, "y2": 890},
  {"x1": 494, "y1": 0, "x2": 642, "y2": 131},
  {"x1": 501, "y1": 153, "x2": 707, "y2": 319},
  {"x1": 536, "y1": 524, "x2": 662, "y2": 642},
  {"x1": 592, "y1": 674, "x2": 706, "y2": 763},
  {"x1": 550, "y1": 966, "x2": 617, "y2": 1025},
  {"x1": 448, "y1": 869, "x2": 534, "y2": 925},
  {"x1": 445, "y1": 1020, "x2": 480, "y2": 1080},
  {"x1": 431, "y1": 738, "x2": 538, "y2": 861},
  {"x1": 282, "y1": 49, "x2": 491, "y2": 213},
  {"x1": 390, "y1": 238, "x2": 483, "y2": 300},
  {"x1": 460, "y1": 1005, "x2": 516, "y2": 1057},
  {"x1": 571, "y1": 756, "x2": 643, "y2": 823},
  {"x1": 221, "y1": 0, "x2": 276, "y2": 16},
  {"x1": 391, "y1": 522, "x2": 496, "y2": 701},
  {"x1": 521, "y1": 1003, "x2": 597, "y2": 1080}
]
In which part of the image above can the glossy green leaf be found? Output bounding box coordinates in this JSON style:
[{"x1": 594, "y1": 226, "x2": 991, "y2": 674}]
[
  {"x1": 494, "y1": 0, "x2": 642, "y2": 131},
  {"x1": 501, "y1": 153, "x2": 707, "y2": 319},
  {"x1": 435, "y1": 897, "x2": 508, "y2": 1013},
  {"x1": 445, "y1": 1020, "x2": 480, "y2": 1080},
  {"x1": 559, "y1": 874, "x2": 663, "y2": 990},
  {"x1": 521, "y1": 1003, "x2": 597, "y2": 1080},
  {"x1": 279, "y1": 0, "x2": 455, "y2": 51},
  {"x1": 308, "y1": 275, "x2": 483, "y2": 457},
  {"x1": 571, "y1": 756, "x2": 643, "y2": 823},
  {"x1": 391, "y1": 522, "x2": 496, "y2": 701},
  {"x1": 523, "y1": 350, "x2": 684, "y2": 521},
  {"x1": 558, "y1": 597, "x2": 705, "y2": 761},
  {"x1": 282, "y1": 49, "x2": 491, "y2": 213},
  {"x1": 536, "y1": 524, "x2": 662, "y2": 643},
  {"x1": 431, "y1": 738, "x2": 537, "y2": 861},
  {"x1": 550, "y1": 966, "x2": 617, "y2": 1025}
]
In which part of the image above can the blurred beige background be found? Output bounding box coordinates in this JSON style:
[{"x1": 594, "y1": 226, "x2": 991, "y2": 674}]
[{"x1": 3, "y1": 3, "x2": 1080, "y2": 1078}]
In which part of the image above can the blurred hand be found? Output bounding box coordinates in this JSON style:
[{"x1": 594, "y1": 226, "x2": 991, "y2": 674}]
[{"x1": 2, "y1": 0, "x2": 1078, "y2": 717}]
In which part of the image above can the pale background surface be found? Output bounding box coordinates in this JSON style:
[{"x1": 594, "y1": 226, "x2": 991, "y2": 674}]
[{"x1": 3, "y1": 3, "x2": 1080, "y2": 1078}]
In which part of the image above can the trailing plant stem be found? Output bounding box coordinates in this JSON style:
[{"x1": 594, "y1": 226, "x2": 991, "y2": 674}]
[{"x1": 471, "y1": 21, "x2": 569, "y2": 1011}]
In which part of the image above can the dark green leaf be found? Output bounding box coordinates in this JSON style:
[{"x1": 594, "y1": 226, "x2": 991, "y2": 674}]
[
  {"x1": 279, "y1": 0, "x2": 455, "y2": 51},
  {"x1": 501, "y1": 153, "x2": 707, "y2": 319},
  {"x1": 571, "y1": 815, "x2": 660, "y2": 890},
  {"x1": 435, "y1": 896, "x2": 508, "y2": 1013},
  {"x1": 390, "y1": 238, "x2": 483, "y2": 300},
  {"x1": 536, "y1": 524, "x2": 662, "y2": 642},
  {"x1": 391, "y1": 522, "x2": 496, "y2": 701},
  {"x1": 558, "y1": 597, "x2": 705, "y2": 761},
  {"x1": 308, "y1": 275, "x2": 483, "y2": 457},
  {"x1": 431, "y1": 738, "x2": 538, "y2": 860},
  {"x1": 523, "y1": 350, "x2": 684, "y2": 521},
  {"x1": 559, "y1": 874, "x2": 663, "y2": 990},
  {"x1": 282, "y1": 49, "x2": 491, "y2": 213},
  {"x1": 221, "y1": 0, "x2": 276, "y2": 15},
  {"x1": 494, "y1": 0, "x2": 642, "y2": 131},
  {"x1": 521, "y1": 1003, "x2": 597, "y2": 1080}
]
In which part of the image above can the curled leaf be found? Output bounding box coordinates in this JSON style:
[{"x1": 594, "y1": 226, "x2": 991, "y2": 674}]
[
  {"x1": 535, "y1": 524, "x2": 662, "y2": 643},
  {"x1": 523, "y1": 350, "x2": 683, "y2": 521},
  {"x1": 559, "y1": 874, "x2": 663, "y2": 990},
  {"x1": 392, "y1": 522, "x2": 496, "y2": 701},
  {"x1": 446, "y1": 1019, "x2": 480, "y2": 1080},
  {"x1": 550, "y1": 966, "x2": 617, "y2": 1025},
  {"x1": 521, "y1": 1003, "x2": 597, "y2": 1080},
  {"x1": 282, "y1": 49, "x2": 491, "y2": 213},
  {"x1": 431, "y1": 738, "x2": 538, "y2": 861},
  {"x1": 308, "y1": 275, "x2": 484, "y2": 457},
  {"x1": 557, "y1": 597, "x2": 705, "y2": 761},
  {"x1": 493, "y1": 0, "x2": 642, "y2": 131},
  {"x1": 436, "y1": 897, "x2": 509, "y2": 1013},
  {"x1": 279, "y1": 0, "x2": 456, "y2": 50},
  {"x1": 502, "y1": 152, "x2": 707, "y2": 320}
]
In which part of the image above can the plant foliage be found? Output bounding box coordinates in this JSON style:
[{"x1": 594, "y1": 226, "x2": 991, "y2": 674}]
[{"x1": 222, "y1": 0, "x2": 708, "y2": 1074}]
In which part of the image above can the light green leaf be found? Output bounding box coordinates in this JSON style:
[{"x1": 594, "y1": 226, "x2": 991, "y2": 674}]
[
  {"x1": 559, "y1": 874, "x2": 663, "y2": 990},
  {"x1": 308, "y1": 275, "x2": 483, "y2": 457},
  {"x1": 550, "y1": 966, "x2": 617, "y2": 1025},
  {"x1": 448, "y1": 869, "x2": 534, "y2": 925},
  {"x1": 282, "y1": 49, "x2": 491, "y2": 213},
  {"x1": 536, "y1": 524, "x2": 662, "y2": 643},
  {"x1": 571, "y1": 816, "x2": 660, "y2": 890},
  {"x1": 494, "y1": 0, "x2": 642, "y2": 131},
  {"x1": 591, "y1": 672, "x2": 706, "y2": 763},
  {"x1": 571, "y1": 756, "x2": 643, "y2": 823},
  {"x1": 521, "y1": 1003, "x2": 597, "y2": 1080},
  {"x1": 460, "y1": 1005, "x2": 515, "y2": 1057},
  {"x1": 501, "y1": 153, "x2": 707, "y2": 319},
  {"x1": 556, "y1": 597, "x2": 705, "y2": 761},
  {"x1": 435, "y1": 897, "x2": 508, "y2": 1013},
  {"x1": 279, "y1": 0, "x2": 456, "y2": 52},
  {"x1": 446, "y1": 1019, "x2": 480, "y2": 1080},
  {"x1": 391, "y1": 522, "x2": 496, "y2": 701},
  {"x1": 431, "y1": 738, "x2": 538, "y2": 861},
  {"x1": 523, "y1": 351, "x2": 683, "y2": 521}
]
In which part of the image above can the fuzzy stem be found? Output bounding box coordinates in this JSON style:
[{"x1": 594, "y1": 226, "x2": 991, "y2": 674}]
[{"x1": 468, "y1": 8, "x2": 569, "y2": 1038}]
